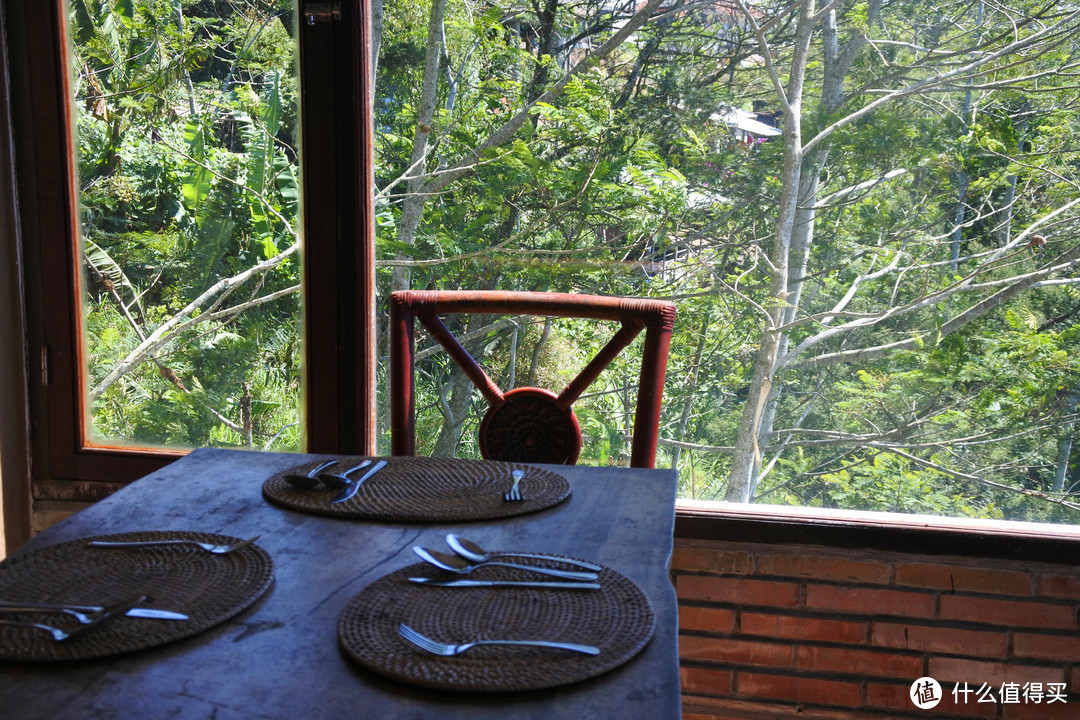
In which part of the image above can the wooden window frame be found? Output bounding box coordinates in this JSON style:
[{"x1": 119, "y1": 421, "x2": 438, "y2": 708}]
[{"x1": 6, "y1": 1, "x2": 376, "y2": 511}]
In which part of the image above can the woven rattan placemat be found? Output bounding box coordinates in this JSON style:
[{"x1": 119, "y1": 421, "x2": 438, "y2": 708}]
[
  {"x1": 0, "y1": 531, "x2": 273, "y2": 662},
  {"x1": 337, "y1": 560, "x2": 655, "y2": 692},
  {"x1": 262, "y1": 456, "x2": 570, "y2": 522}
]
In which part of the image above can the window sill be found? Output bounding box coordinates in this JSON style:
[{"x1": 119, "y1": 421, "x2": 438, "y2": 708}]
[{"x1": 674, "y1": 499, "x2": 1080, "y2": 563}]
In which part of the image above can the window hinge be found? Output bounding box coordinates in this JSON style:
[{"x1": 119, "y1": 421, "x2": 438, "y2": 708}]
[
  {"x1": 304, "y1": 2, "x2": 342, "y2": 25},
  {"x1": 40, "y1": 346, "x2": 49, "y2": 386}
]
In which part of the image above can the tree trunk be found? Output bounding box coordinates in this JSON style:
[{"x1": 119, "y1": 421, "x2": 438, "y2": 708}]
[
  {"x1": 371, "y1": 0, "x2": 383, "y2": 84},
  {"x1": 614, "y1": 0, "x2": 681, "y2": 109},
  {"x1": 391, "y1": 0, "x2": 447, "y2": 292},
  {"x1": 526, "y1": 0, "x2": 561, "y2": 103},
  {"x1": 432, "y1": 365, "x2": 479, "y2": 457},
  {"x1": 432, "y1": 315, "x2": 486, "y2": 457},
  {"x1": 750, "y1": 160, "x2": 821, "y2": 497},
  {"x1": 725, "y1": 0, "x2": 815, "y2": 502},
  {"x1": 528, "y1": 318, "x2": 551, "y2": 386},
  {"x1": 1054, "y1": 388, "x2": 1079, "y2": 493},
  {"x1": 670, "y1": 318, "x2": 707, "y2": 474},
  {"x1": 726, "y1": 0, "x2": 883, "y2": 502}
]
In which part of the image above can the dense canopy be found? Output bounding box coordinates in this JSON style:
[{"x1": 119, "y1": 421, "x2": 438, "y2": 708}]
[{"x1": 74, "y1": 0, "x2": 1080, "y2": 523}]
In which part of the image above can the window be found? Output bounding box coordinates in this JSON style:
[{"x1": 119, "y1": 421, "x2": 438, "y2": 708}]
[
  {"x1": 370, "y1": 0, "x2": 1080, "y2": 525},
  {"x1": 9, "y1": 0, "x2": 1080, "y2": 529},
  {"x1": 72, "y1": 3, "x2": 306, "y2": 453},
  {"x1": 10, "y1": 0, "x2": 375, "y2": 490}
]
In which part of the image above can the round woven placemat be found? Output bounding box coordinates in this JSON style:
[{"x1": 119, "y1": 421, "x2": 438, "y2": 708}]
[
  {"x1": 337, "y1": 560, "x2": 655, "y2": 692},
  {"x1": 0, "y1": 531, "x2": 273, "y2": 662},
  {"x1": 262, "y1": 456, "x2": 570, "y2": 522}
]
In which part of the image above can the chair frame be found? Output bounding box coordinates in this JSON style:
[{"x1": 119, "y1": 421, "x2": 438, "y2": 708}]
[{"x1": 390, "y1": 290, "x2": 676, "y2": 468}]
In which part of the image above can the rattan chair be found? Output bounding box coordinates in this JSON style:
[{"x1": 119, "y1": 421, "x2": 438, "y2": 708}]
[{"x1": 390, "y1": 290, "x2": 676, "y2": 468}]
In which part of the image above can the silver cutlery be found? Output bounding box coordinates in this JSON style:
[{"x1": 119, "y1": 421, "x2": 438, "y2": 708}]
[
  {"x1": 283, "y1": 459, "x2": 338, "y2": 489},
  {"x1": 413, "y1": 546, "x2": 598, "y2": 581},
  {"x1": 317, "y1": 459, "x2": 373, "y2": 491},
  {"x1": 408, "y1": 577, "x2": 601, "y2": 590},
  {"x1": 87, "y1": 535, "x2": 259, "y2": 554},
  {"x1": 503, "y1": 469, "x2": 524, "y2": 501},
  {"x1": 0, "y1": 600, "x2": 188, "y2": 622},
  {"x1": 398, "y1": 622, "x2": 600, "y2": 656},
  {"x1": 329, "y1": 459, "x2": 387, "y2": 504},
  {"x1": 0, "y1": 594, "x2": 146, "y2": 642},
  {"x1": 0, "y1": 619, "x2": 91, "y2": 642},
  {"x1": 446, "y1": 534, "x2": 604, "y2": 572}
]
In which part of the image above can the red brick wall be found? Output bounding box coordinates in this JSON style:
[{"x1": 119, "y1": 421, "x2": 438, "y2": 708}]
[{"x1": 673, "y1": 537, "x2": 1080, "y2": 719}]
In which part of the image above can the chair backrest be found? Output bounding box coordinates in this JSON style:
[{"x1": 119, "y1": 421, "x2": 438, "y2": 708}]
[{"x1": 390, "y1": 290, "x2": 676, "y2": 468}]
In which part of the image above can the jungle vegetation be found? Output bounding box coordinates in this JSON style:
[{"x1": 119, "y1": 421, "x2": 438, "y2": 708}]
[{"x1": 73, "y1": 0, "x2": 1080, "y2": 523}]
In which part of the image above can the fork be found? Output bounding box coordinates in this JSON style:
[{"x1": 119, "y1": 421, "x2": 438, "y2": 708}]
[
  {"x1": 398, "y1": 623, "x2": 599, "y2": 656},
  {"x1": 0, "y1": 601, "x2": 127, "y2": 625},
  {"x1": 0, "y1": 618, "x2": 97, "y2": 642},
  {"x1": 503, "y1": 469, "x2": 524, "y2": 502},
  {"x1": 87, "y1": 536, "x2": 259, "y2": 554},
  {"x1": 0, "y1": 594, "x2": 146, "y2": 642}
]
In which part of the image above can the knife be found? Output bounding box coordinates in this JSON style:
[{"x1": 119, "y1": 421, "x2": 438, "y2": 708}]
[
  {"x1": 0, "y1": 599, "x2": 189, "y2": 621},
  {"x1": 408, "y1": 577, "x2": 601, "y2": 590},
  {"x1": 330, "y1": 459, "x2": 388, "y2": 504}
]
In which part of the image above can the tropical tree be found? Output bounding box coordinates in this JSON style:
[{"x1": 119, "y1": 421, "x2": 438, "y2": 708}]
[
  {"x1": 69, "y1": 0, "x2": 1080, "y2": 520},
  {"x1": 718, "y1": 0, "x2": 1080, "y2": 515},
  {"x1": 74, "y1": 0, "x2": 303, "y2": 450}
]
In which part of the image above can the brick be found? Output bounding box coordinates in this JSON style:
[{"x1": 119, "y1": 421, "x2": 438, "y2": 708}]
[
  {"x1": 680, "y1": 605, "x2": 737, "y2": 634},
  {"x1": 807, "y1": 584, "x2": 935, "y2": 619},
  {"x1": 680, "y1": 635, "x2": 792, "y2": 667},
  {"x1": 872, "y1": 622, "x2": 1007, "y2": 658},
  {"x1": 740, "y1": 612, "x2": 866, "y2": 644},
  {"x1": 928, "y1": 657, "x2": 1064, "y2": 686},
  {"x1": 758, "y1": 553, "x2": 891, "y2": 585},
  {"x1": 672, "y1": 546, "x2": 753, "y2": 575},
  {"x1": 1036, "y1": 573, "x2": 1080, "y2": 600},
  {"x1": 940, "y1": 594, "x2": 1076, "y2": 629},
  {"x1": 683, "y1": 694, "x2": 892, "y2": 719},
  {"x1": 1013, "y1": 632, "x2": 1080, "y2": 662},
  {"x1": 677, "y1": 575, "x2": 801, "y2": 608},
  {"x1": 866, "y1": 682, "x2": 997, "y2": 718},
  {"x1": 1001, "y1": 697, "x2": 1077, "y2": 720},
  {"x1": 1072, "y1": 666, "x2": 1080, "y2": 694},
  {"x1": 736, "y1": 671, "x2": 861, "y2": 707},
  {"x1": 680, "y1": 666, "x2": 734, "y2": 696},
  {"x1": 895, "y1": 562, "x2": 1030, "y2": 595},
  {"x1": 795, "y1": 645, "x2": 921, "y2": 679}
]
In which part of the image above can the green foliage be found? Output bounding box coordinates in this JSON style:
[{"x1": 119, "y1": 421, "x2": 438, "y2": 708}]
[
  {"x1": 372, "y1": 0, "x2": 1080, "y2": 522},
  {"x1": 74, "y1": 0, "x2": 301, "y2": 451},
  {"x1": 71, "y1": 0, "x2": 1080, "y2": 523},
  {"x1": 815, "y1": 454, "x2": 992, "y2": 518}
]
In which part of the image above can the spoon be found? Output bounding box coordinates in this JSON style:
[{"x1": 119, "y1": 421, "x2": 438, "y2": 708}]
[
  {"x1": 316, "y1": 459, "x2": 373, "y2": 491},
  {"x1": 413, "y1": 546, "x2": 598, "y2": 581},
  {"x1": 446, "y1": 534, "x2": 603, "y2": 572},
  {"x1": 329, "y1": 459, "x2": 388, "y2": 504},
  {"x1": 283, "y1": 460, "x2": 338, "y2": 488}
]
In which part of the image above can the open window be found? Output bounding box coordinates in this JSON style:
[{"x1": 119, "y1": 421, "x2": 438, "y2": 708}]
[{"x1": 9, "y1": 0, "x2": 376, "y2": 503}]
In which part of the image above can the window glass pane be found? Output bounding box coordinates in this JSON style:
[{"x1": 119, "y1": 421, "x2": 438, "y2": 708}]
[
  {"x1": 373, "y1": 1, "x2": 1080, "y2": 524},
  {"x1": 71, "y1": 1, "x2": 302, "y2": 452}
]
